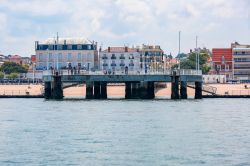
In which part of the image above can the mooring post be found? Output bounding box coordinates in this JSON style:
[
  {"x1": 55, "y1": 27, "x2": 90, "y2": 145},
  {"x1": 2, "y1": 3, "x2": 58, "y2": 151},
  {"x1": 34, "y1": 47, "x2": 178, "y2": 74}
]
[
  {"x1": 180, "y1": 81, "x2": 187, "y2": 99},
  {"x1": 125, "y1": 82, "x2": 132, "y2": 99},
  {"x1": 52, "y1": 72, "x2": 63, "y2": 99},
  {"x1": 44, "y1": 82, "x2": 52, "y2": 99},
  {"x1": 195, "y1": 81, "x2": 202, "y2": 99},
  {"x1": 100, "y1": 82, "x2": 107, "y2": 99},
  {"x1": 171, "y1": 71, "x2": 180, "y2": 99},
  {"x1": 86, "y1": 81, "x2": 94, "y2": 99},
  {"x1": 94, "y1": 82, "x2": 101, "y2": 99}
]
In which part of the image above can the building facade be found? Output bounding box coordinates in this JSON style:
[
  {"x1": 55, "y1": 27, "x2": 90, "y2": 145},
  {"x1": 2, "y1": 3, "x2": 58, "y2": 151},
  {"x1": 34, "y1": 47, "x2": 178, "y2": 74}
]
[
  {"x1": 35, "y1": 37, "x2": 98, "y2": 70},
  {"x1": 99, "y1": 47, "x2": 140, "y2": 72},
  {"x1": 140, "y1": 45, "x2": 164, "y2": 71},
  {"x1": 212, "y1": 48, "x2": 233, "y2": 79},
  {"x1": 232, "y1": 43, "x2": 250, "y2": 80}
]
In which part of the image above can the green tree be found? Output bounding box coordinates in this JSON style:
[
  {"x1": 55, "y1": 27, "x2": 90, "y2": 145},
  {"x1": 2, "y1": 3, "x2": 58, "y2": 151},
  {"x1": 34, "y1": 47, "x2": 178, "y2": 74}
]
[
  {"x1": 0, "y1": 62, "x2": 28, "y2": 74},
  {"x1": 6, "y1": 73, "x2": 19, "y2": 79},
  {"x1": 172, "y1": 49, "x2": 211, "y2": 74},
  {"x1": 0, "y1": 71, "x2": 4, "y2": 79}
]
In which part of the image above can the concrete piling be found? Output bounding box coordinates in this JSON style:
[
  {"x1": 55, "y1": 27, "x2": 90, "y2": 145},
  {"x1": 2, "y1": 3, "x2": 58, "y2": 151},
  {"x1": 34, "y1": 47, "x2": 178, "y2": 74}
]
[
  {"x1": 180, "y1": 81, "x2": 187, "y2": 99},
  {"x1": 195, "y1": 82, "x2": 202, "y2": 99}
]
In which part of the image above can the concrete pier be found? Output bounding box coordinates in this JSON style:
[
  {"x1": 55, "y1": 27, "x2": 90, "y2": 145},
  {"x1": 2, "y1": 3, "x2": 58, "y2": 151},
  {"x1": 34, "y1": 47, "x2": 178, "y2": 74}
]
[
  {"x1": 86, "y1": 81, "x2": 94, "y2": 99},
  {"x1": 195, "y1": 82, "x2": 202, "y2": 99},
  {"x1": 44, "y1": 82, "x2": 52, "y2": 99},
  {"x1": 131, "y1": 83, "x2": 139, "y2": 99},
  {"x1": 125, "y1": 82, "x2": 132, "y2": 99},
  {"x1": 52, "y1": 74, "x2": 63, "y2": 99},
  {"x1": 171, "y1": 72, "x2": 180, "y2": 99},
  {"x1": 148, "y1": 82, "x2": 155, "y2": 99},
  {"x1": 94, "y1": 82, "x2": 101, "y2": 99},
  {"x1": 100, "y1": 82, "x2": 107, "y2": 99},
  {"x1": 180, "y1": 81, "x2": 187, "y2": 99}
]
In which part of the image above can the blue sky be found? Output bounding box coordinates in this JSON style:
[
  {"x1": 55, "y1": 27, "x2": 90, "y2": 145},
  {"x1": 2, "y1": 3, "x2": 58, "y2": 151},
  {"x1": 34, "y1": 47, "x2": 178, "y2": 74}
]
[{"x1": 0, "y1": 0, "x2": 249, "y2": 57}]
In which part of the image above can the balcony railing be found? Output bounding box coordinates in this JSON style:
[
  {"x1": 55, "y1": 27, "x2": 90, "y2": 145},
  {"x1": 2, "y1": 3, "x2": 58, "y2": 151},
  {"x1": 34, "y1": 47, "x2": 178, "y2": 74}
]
[
  {"x1": 120, "y1": 63, "x2": 125, "y2": 67},
  {"x1": 129, "y1": 63, "x2": 134, "y2": 66},
  {"x1": 111, "y1": 63, "x2": 116, "y2": 67},
  {"x1": 120, "y1": 56, "x2": 125, "y2": 59},
  {"x1": 102, "y1": 56, "x2": 108, "y2": 59},
  {"x1": 111, "y1": 56, "x2": 116, "y2": 59},
  {"x1": 129, "y1": 56, "x2": 134, "y2": 59},
  {"x1": 102, "y1": 63, "x2": 108, "y2": 66}
]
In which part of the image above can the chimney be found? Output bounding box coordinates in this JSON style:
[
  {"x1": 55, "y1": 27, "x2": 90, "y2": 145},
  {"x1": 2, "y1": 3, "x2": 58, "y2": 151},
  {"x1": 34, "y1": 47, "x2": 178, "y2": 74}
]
[
  {"x1": 108, "y1": 47, "x2": 111, "y2": 52},
  {"x1": 125, "y1": 46, "x2": 128, "y2": 52}
]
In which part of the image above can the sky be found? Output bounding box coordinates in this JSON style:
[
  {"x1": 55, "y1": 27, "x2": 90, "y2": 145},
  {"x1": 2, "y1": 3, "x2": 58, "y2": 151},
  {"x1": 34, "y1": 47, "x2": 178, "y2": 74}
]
[{"x1": 0, "y1": 0, "x2": 250, "y2": 57}]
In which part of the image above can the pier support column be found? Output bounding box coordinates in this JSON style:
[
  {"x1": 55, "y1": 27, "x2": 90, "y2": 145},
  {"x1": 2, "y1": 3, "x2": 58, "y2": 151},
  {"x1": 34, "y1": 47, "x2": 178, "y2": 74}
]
[
  {"x1": 139, "y1": 81, "x2": 148, "y2": 99},
  {"x1": 94, "y1": 82, "x2": 101, "y2": 99},
  {"x1": 180, "y1": 81, "x2": 187, "y2": 99},
  {"x1": 86, "y1": 81, "x2": 94, "y2": 99},
  {"x1": 147, "y1": 81, "x2": 155, "y2": 99},
  {"x1": 100, "y1": 82, "x2": 107, "y2": 99},
  {"x1": 52, "y1": 74, "x2": 63, "y2": 100},
  {"x1": 44, "y1": 82, "x2": 52, "y2": 99},
  {"x1": 131, "y1": 83, "x2": 139, "y2": 99},
  {"x1": 125, "y1": 82, "x2": 132, "y2": 99},
  {"x1": 171, "y1": 71, "x2": 180, "y2": 99},
  {"x1": 195, "y1": 82, "x2": 202, "y2": 99}
]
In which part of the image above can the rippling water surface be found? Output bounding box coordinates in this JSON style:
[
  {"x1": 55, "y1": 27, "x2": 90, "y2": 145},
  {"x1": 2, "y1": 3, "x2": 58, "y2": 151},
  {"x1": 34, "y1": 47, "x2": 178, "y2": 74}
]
[{"x1": 0, "y1": 99, "x2": 250, "y2": 165}]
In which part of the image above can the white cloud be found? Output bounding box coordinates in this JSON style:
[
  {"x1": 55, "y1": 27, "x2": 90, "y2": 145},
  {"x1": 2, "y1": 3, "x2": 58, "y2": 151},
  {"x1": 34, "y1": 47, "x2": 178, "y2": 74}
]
[{"x1": 0, "y1": 0, "x2": 249, "y2": 56}]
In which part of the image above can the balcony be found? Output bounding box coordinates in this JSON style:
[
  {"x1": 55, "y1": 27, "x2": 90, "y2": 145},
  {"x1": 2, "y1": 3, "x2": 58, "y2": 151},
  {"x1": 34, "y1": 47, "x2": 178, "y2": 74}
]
[
  {"x1": 102, "y1": 56, "x2": 108, "y2": 59},
  {"x1": 129, "y1": 63, "x2": 134, "y2": 66},
  {"x1": 111, "y1": 63, "x2": 117, "y2": 67},
  {"x1": 111, "y1": 56, "x2": 117, "y2": 60},
  {"x1": 120, "y1": 63, "x2": 125, "y2": 67},
  {"x1": 102, "y1": 63, "x2": 108, "y2": 67},
  {"x1": 129, "y1": 56, "x2": 134, "y2": 59},
  {"x1": 120, "y1": 56, "x2": 125, "y2": 59}
]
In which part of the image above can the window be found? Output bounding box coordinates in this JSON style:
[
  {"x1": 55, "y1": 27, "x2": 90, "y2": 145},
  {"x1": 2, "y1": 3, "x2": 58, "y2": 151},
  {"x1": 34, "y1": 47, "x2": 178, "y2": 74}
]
[
  {"x1": 77, "y1": 53, "x2": 81, "y2": 61},
  {"x1": 39, "y1": 53, "x2": 43, "y2": 61},
  {"x1": 67, "y1": 45, "x2": 72, "y2": 50},
  {"x1": 49, "y1": 45, "x2": 54, "y2": 50},
  {"x1": 87, "y1": 45, "x2": 91, "y2": 50},
  {"x1": 217, "y1": 65, "x2": 221, "y2": 71},
  {"x1": 58, "y1": 53, "x2": 62, "y2": 61},
  {"x1": 77, "y1": 45, "x2": 82, "y2": 50},
  {"x1": 225, "y1": 64, "x2": 230, "y2": 71},
  {"x1": 68, "y1": 53, "x2": 72, "y2": 61},
  {"x1": 57, "y1": 45, "x2": 63, "y2": 50},
  {"x1": 49, "y1": 53, "x2": 53, "y2": 61}
]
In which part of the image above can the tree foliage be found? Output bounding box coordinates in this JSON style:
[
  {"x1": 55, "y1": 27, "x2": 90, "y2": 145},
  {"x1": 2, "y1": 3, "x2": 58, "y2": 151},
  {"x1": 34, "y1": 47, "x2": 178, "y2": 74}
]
[
  {"x1": 6, "y1": 73, "x2": 19, "y2": 79},
  {"x1": 0, "y1": 71, "x2": 4, "y2": 79},
  {"x1": 172, "y1": 49, "x2": 211, "y2": 74},
  {"x1": 0, "y1": 62, "x2": 28, "y2": 74}
]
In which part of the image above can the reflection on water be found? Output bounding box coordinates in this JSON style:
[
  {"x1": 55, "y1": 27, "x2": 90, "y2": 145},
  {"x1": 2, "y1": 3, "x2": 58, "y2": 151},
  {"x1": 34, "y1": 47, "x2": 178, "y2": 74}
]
[{"x1": 0, "y1": 98, "x2": 250, "y2": 165}]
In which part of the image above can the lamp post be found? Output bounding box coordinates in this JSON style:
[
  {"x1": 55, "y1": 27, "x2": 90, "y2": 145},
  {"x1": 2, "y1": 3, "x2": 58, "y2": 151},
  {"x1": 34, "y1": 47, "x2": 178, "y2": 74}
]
[
  {"x1": 33, "y1": 62, "x2": 36, "y2": 84},
  {"x1": 178, "y1": 31, "x2": 181, "y2": 70}
]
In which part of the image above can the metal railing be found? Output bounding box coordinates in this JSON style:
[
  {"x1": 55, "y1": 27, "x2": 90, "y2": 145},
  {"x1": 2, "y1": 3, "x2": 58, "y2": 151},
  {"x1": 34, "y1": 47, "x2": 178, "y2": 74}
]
[{"x1": 42, "y1": 69, "x2": 202, "y2": 76}]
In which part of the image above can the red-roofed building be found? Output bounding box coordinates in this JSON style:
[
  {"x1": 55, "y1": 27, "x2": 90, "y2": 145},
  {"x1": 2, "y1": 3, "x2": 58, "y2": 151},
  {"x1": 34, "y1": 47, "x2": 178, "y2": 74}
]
[
  {"x1": 8, "y1": 55, "x2": 22, "y2": 64},
  {"x1": 212, "y1": 48, "x2": 233, "y2": 79}
]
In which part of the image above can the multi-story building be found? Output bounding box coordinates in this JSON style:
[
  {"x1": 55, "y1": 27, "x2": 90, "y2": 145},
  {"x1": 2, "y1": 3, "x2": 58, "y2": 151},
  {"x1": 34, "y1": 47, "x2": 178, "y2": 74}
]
[
  {"x1": 8, "y1": 55, "x2": 22, "y2": 64},
  {"x1": 35, "y1": 37, "x2": 98, "y2": 70},
  {"x1": 140, "y1": 45, "x2": 164, "y2": 71},
  {"x1": 212, "y1": 48, "x2": 233, "y2": 79},
  {"x1": 232, "y1": 43, "x2": 250, "y2": 80},
  {"x1": 99, "y1": 46, "x2": 140, "y2": 71}
]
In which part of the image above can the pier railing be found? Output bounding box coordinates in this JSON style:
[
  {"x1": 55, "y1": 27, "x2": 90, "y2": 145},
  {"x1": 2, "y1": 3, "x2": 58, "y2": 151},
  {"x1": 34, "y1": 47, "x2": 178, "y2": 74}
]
[{"x1": 42, "y1": 69, "x2": 202, "y2": 76}]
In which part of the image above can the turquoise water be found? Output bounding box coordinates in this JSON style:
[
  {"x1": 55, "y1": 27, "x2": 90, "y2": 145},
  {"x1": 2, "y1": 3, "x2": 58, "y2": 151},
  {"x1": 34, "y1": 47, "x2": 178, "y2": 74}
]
[{"x1": 0, "y1": 99, "x2": 250, "y2": 166}]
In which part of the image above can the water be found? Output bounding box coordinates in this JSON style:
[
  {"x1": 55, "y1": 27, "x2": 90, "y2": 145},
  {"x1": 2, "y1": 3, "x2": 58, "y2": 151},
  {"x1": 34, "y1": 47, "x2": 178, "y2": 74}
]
[{"x1": 0, "y1": 99, "x2": 250, "y2": 166}]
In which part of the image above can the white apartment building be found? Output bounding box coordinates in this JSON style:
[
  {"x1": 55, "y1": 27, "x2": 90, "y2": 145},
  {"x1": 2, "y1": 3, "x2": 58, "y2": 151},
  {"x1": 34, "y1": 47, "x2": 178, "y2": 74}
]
[
  {"x1": 99, "y1": 47, "x2": 141, "y2": 72},
  {"x1": 35, "y1": 37, "x2": 98, "y2": 70}
]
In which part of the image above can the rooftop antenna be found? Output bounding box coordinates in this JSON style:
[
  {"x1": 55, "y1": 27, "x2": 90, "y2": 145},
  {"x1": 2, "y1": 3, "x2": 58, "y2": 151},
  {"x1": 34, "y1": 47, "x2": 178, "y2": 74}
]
[{"x1": 57, "y1": 32, "x2": 59, "y2": 43}]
